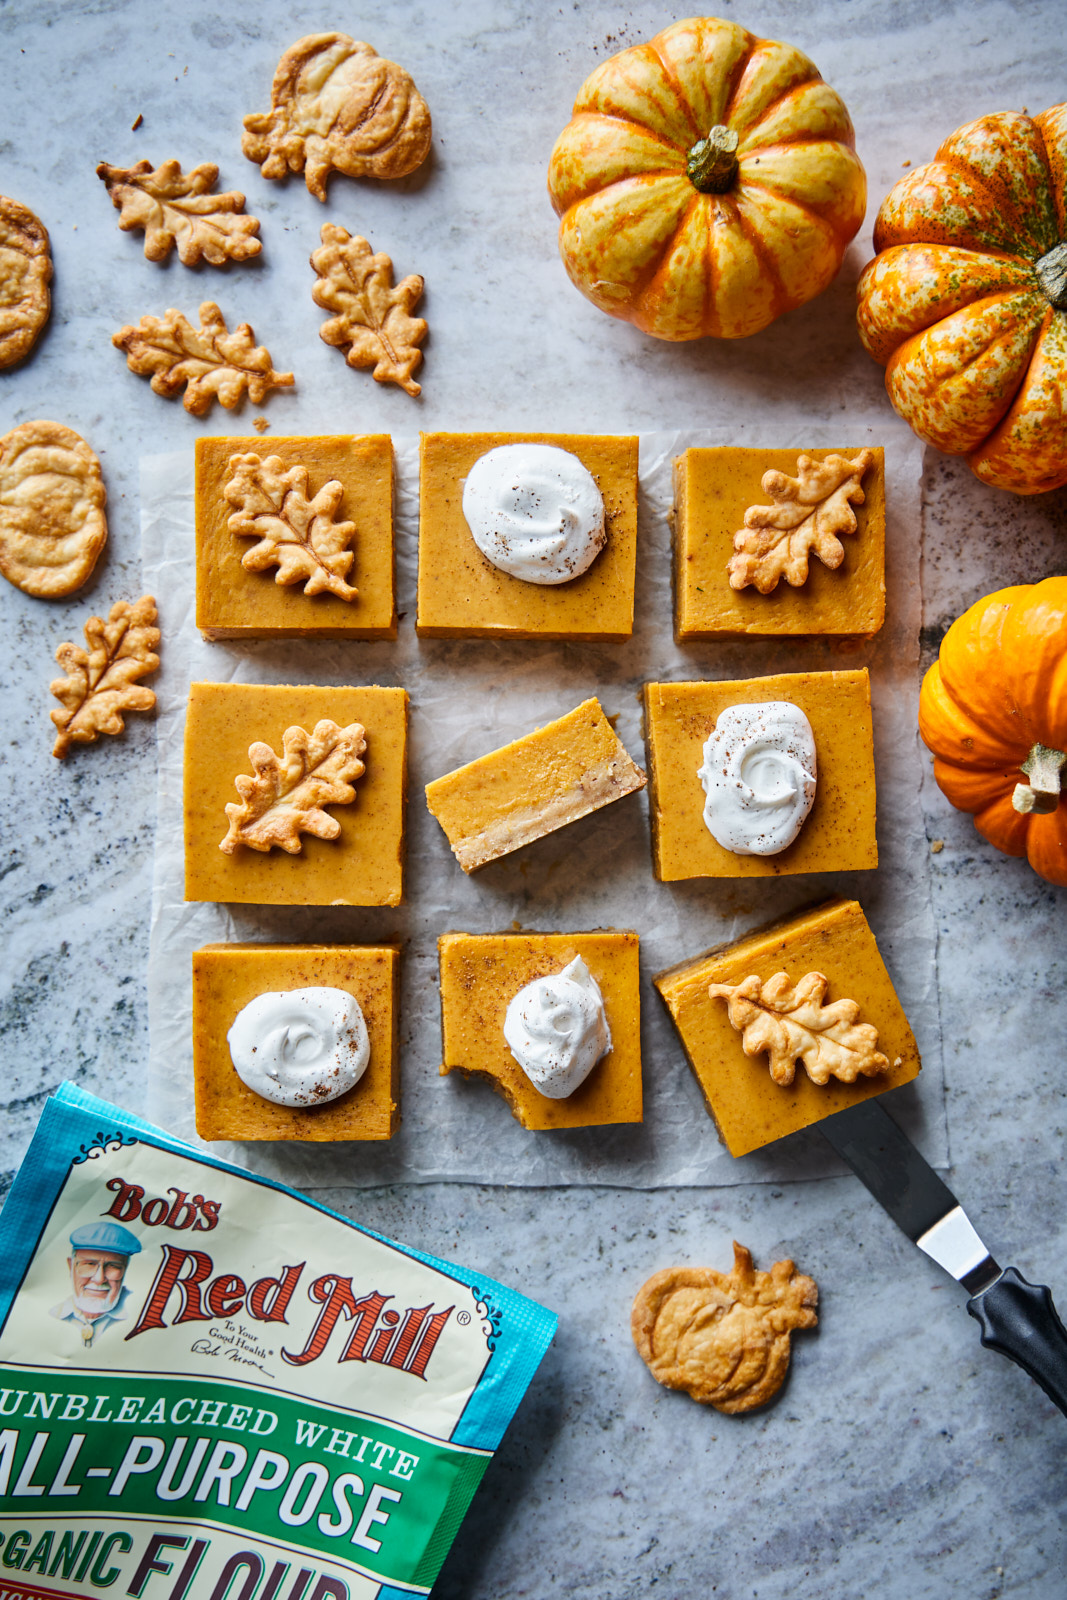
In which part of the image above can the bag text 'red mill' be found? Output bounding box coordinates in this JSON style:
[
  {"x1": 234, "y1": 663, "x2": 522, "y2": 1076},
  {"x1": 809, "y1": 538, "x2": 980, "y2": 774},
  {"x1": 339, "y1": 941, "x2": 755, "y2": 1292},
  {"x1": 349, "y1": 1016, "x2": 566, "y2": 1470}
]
[{"x1": 126, "y1": 1246, "x2": 454, "y2": 1378}]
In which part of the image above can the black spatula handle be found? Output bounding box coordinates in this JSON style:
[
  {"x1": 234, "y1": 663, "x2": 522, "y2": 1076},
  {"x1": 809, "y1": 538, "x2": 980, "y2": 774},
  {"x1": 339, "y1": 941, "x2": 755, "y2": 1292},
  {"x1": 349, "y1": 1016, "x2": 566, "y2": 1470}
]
[{"x1": 968, "y1": 1267, "x2": 1067, "y2": 1416}]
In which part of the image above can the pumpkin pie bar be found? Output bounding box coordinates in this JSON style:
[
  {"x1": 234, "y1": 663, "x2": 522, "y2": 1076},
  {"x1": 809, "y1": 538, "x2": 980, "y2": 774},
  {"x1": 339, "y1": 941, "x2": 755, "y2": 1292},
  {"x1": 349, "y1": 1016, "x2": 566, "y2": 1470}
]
[
  {"x1": 184, "y1": 681, "x2": 407, "y2": 906},
  {"x1": 416, "y1": 431, "x2": 638, "y2": 639},
  {"x1": 644, "y1": 669, "x2": 876, "y2": 879},
  {"x1": 193, "y1": 942, "x2": 399, "y2": 1141},
  {"x1": 654, "y1": 898, "x2": 920, "y2": 1157},
  {"x1": 673, "y1": 446, "x2": 885, "y2": 640},
  {"x1": 426, "y1": 697, "x2": 646, "y2": 872},
  {"x1": 195, "y1": 433, "x2": 396, "y2": 639},
  {"x1": 439, "y1": 930, "x2": 641, "y2": 1129}
]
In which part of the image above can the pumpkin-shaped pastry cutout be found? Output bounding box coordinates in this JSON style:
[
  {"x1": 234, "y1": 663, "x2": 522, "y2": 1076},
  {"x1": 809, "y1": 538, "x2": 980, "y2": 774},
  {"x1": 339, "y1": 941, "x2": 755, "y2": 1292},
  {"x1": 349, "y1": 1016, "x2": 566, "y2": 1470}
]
[
  {"x1": 547, "y1": 16, "x2": 866, "y2": 340},
  {"x1": 0, "y1": 421, "x2": 108, "y2": 599},
  {"x1": 858, "y1": 103, "x2": 1067, "y2": 495},
  {"x1": 0, "y1": 194, "x2": 52, "y2": 369},
  {"x1": 632, "y1": 1242, "x2": 818, "y2": 1412},
  {"x1": 919, "y1": 577, "x2": 1067, "y2": 887}
]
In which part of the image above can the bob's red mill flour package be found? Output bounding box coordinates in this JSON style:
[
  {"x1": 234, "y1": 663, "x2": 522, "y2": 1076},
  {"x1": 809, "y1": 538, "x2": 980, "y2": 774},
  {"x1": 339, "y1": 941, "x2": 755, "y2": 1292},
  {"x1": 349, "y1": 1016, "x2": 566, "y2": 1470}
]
[{"x1": 0, "y1": 1085, "x2": 557, "y2": 1598}]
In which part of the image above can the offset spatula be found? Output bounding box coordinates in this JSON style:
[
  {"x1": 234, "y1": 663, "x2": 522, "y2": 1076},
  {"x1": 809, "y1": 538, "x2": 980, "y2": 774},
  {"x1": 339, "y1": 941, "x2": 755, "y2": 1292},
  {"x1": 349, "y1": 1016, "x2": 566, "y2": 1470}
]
[{"x1": 821, "y1": 1097, "x2": 1067, "y2": 1416}]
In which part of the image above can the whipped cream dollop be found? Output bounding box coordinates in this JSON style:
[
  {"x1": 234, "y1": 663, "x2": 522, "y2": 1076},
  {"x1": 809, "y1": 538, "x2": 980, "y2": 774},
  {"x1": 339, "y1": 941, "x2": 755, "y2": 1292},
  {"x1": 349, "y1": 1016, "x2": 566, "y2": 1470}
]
[
  {"x1": 227, "y1": 987, "x2": 370, "y2": 1107},
  {"x1": 698, "y1": 702, "x2": 817, "y2": 856},
  {"x1": 461, "y1": 443, "x2": 606, "y2": 584},
  {"x1": 503, "y1": 956, "x2": 612, "y2": 1098}
]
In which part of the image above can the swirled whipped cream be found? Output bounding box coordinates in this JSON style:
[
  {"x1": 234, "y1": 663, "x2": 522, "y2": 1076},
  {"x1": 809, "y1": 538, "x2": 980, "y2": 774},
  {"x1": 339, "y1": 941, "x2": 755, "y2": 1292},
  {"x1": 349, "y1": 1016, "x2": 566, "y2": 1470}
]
[
  {"x1": 698, "y1": 702, "x2": 817, "y2": 856},
  {"x1": 227, "y1": 987, "x2": 370, "y2": 1107},
  {"x1": 461, "y1": 443, "x2": 606, "y2": 584},
  {"x1": 503, "y1": 956, "x2": 612, "y2": 1098}
]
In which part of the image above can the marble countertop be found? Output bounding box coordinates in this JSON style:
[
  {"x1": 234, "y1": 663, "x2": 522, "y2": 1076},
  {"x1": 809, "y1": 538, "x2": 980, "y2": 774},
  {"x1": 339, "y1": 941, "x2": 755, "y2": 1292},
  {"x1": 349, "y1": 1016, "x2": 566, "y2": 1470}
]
[{"x1": 2, "y1": 2, "x2": 1065, "y2": 1595}]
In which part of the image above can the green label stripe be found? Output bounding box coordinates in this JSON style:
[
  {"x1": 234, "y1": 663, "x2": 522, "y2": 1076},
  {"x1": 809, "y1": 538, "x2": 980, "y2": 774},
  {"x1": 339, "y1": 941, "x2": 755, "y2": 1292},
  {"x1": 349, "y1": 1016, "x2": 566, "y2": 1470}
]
[{"x1": 0, "y1": 1369, "x2": 489, "y2": 1591}]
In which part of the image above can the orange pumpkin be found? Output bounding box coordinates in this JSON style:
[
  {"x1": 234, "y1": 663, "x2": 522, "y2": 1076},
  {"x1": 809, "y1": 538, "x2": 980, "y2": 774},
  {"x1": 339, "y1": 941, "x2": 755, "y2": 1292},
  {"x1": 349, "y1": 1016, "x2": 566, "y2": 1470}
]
[
  {"x1": 918, "y1": 577, "x2": 1067, "y2": 886},
  {"x1": 857, "y1": 105, "x2": 1067, "y2": 495},
  {"x1": 547, "y1": 17, "x2": 866, "y2": 341}
]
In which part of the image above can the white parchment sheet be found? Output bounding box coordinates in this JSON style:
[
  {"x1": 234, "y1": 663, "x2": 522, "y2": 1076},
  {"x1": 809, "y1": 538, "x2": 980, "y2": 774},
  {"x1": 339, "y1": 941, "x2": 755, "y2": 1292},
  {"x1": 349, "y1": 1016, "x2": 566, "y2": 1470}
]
[{"x1": 144, "y1": 427, "x2": 944, "y2": 1188}]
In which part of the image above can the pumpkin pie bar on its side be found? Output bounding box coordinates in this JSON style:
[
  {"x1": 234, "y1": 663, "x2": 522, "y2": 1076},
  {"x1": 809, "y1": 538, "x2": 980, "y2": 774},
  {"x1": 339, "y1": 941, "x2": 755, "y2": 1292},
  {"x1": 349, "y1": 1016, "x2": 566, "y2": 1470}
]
[
  {"x1": 673, "y1": 446, "x2": 885, "y2": 640},
  {"x1": 195, "y1": 433, "x2": 396, "y2": 640},
  {"x1": 184, "y1": 681, "x2": 407, "y2": 906},
  {"x1": 644, "y1": 669, "x2": 876, "y2": 880},
  {"x1": 426, "y1": 696, "x2": 647, "y2": 873},
  {"x1": 654, "y1": 898, "x2": 920, "y2": 1158},
  {"x1": 439, "y1": 930, "x2": 641, "y2": 1130},
  {"x1": 416, "y1": 431, "x2": 638, "y2": 639},
  {"x1": 193, "y1": 942, "x2": 399, "y2": 1142}
]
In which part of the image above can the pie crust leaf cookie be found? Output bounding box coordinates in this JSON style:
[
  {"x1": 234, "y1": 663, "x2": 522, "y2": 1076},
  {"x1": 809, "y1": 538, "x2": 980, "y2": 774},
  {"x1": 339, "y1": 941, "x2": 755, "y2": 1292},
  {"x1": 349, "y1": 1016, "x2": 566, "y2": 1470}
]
[
  {"x1": 727, "y1": 450, "x2": 873, "y2": 594},
  {"x1": 708, "y1": 970, "x2": 890, "y2": 1087},
  {"x1": 50, "y1": 595, "x2": 160, "y2": 759},
  {"x1": 242, "y1": 33, "x2": 432, "y2": 202},
  {"x1": 96, "y1": 159, "x2": 262, "y2": 267},
  {"x1": 223, "y1": 451, "x2": 358, "y2": 601},
  {"x1": 311, "y1": 225, "x2": 426, "y2": 397},
  {"x1": 632, "y1": 1243, "x2": 818, "y2": 1414},
  {"x1": 220, "y1": 719, "x2": 367, "y2": 855},
  {"x1": 0, "y1": 194, "x2": 52, "y2": 369},
  {"x1": 112, "y1": 301, "x2": 294, "y2": 415},
  {"x1": 0, "y1": 420, "x2": 108, "y2": 598}
]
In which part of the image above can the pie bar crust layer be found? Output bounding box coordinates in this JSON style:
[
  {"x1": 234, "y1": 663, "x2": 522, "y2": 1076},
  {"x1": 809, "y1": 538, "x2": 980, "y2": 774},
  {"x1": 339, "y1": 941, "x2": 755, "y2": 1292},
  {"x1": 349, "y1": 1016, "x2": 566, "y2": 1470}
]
[
  {"x1": 192, "y1": 942, "x2": 399, "y2": 1142},
  {"x1": 195, "y1": 434, "x2": 395, "y2": 639},
  {"x1": 184, "y1": 682, "x2": 406, "y2": 906},
  {"x1": 426, "y1": 697, "x2": 647, "y2": 872},
  {"x1": 438, "y1": 930, "x2": 641, "y2": 1130},
  {"x1": 653, "y1": 897, "x2": 920, "y2": 1157},
  {"x1": 673, "y1": 446, "x2": 886, "y2": 639},
  {"x1": 644, "y1": 669, "x2": 876, "y2": 880},
  {"x1": 416, "y1": 432, "x2": 638, "y2": 639}
]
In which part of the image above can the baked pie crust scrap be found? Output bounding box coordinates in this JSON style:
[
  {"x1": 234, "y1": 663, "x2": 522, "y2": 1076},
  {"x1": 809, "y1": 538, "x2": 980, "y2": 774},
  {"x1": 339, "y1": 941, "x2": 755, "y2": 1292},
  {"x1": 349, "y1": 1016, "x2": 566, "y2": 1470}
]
[
  {"x1": 223, "y1": 451, "x2": 358, "y2": 601},
  {"x1": 708, "y1": 970, "x2": 890, "y2": 1087},
  {"x1": 220, "y1": 719, "x2": 367, "y2": 855},
  {"x1": 0, "y1": 420, "x2": 108, "y2": 598},
  {"x1": 96, "y1": 159, "x2": 262, "y2": 266},
  {"x1": 0, "y1": 194, "x2": 52, "y2": 369},
  {"x1": 112, "y1": 301, "x2": 294, "y2": 415},
  {"x1": 50, "y1": 595, "x2": 160, "y2": 759},
  {"x1": 727, "y1": 450, "x2": 873, "y2": 593},
  {"x1": 632, "y1": 1242, "x2": 818, "y2": 1413},
  {"x1": 242, "y1": 33, "x2": 431, "y2": 201},
  {"x1": 311, "y1": 224, "x2": 426, "y2": 397}
]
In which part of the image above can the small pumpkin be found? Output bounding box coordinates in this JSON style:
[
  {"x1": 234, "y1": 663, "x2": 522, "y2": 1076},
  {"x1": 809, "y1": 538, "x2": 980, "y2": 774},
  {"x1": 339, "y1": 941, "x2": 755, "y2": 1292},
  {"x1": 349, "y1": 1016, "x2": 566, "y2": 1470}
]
[
  {"x1": 547, "y1": 16, "x2": 866, "y2": 341},
  {"x1": 857, "y1": 105, "x2": 1067, "y2": 495},
  {"x1": 918, "y1": 577, "x2": 1067, "y2": 886}
]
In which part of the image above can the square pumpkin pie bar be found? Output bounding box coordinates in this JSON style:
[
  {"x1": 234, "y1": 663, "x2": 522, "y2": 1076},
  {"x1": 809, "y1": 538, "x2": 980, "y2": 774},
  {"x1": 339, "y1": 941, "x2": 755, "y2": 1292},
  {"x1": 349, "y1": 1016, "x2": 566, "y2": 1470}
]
[
  {"x1": 426, "y1": 697, "x2": 646, "y2": 872},
  {"x1": 654, "y1": 898, "x2": 920, "y2": 1158},
  {"x1": 416, "y1": 431, "x2": 638, "y2": 639},
  {"x1": 439, "y1": 930, "x2": 641, "y2": 1130},
  {"x1": 673, "y1": 445, "x2": 885, "y2": 639},
  {"x1": 184, "y1": 682, "x2": 407, "y2": 906},
  {"x1": 195, "y1": 433, "x2": 396, "y2": 639},
  {"x1": 644, "y1": 669, "x2": 876, "y2": 879},
  {"x1": 193, "y1": 943, "x2": 399, "y2": 1142}
]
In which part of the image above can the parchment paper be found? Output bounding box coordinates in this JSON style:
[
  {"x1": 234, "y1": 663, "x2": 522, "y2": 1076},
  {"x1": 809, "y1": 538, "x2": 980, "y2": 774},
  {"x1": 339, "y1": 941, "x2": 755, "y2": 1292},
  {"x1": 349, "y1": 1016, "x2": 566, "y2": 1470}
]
[{"x1": 144, "y1": 428, "x2": 944, "y2": 1188}]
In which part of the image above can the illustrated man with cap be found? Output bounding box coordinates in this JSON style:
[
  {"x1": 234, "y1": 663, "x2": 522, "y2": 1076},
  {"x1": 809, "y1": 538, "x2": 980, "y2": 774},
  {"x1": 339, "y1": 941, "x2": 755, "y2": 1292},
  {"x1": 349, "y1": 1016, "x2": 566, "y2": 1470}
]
[{"x1": 49, "y1": 1221, "x2": 141, "y2": 1349}]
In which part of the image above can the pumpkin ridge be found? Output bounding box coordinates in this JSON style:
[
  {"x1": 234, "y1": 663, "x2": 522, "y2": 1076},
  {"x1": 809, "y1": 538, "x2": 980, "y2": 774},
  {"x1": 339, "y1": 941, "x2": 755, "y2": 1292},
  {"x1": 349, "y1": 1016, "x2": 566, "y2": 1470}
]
[
  {"x1": 735, "y1": 170, "x2": 833, "y2": 230},
  {"x1": 939, "y1": 157, "x2": 1048, "y2": 262},
  {"x1": 730, "y1": 76, "x2": 825, "y2": 152},
  {"x1": 647, "y1": 36, "x2": 711, "y2": 147}
]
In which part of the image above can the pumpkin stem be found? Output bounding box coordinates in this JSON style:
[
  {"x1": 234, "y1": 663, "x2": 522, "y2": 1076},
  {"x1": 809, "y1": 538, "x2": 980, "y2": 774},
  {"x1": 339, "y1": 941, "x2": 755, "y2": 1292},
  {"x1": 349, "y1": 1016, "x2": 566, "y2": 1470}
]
[
  {"x1": 687, "y1": 126, "x2": 740, "y2": 194},
  {"x1": 1035, "y1": 242, "x2": 1067, "y2": 309},
  {"x1": 1012, "y1": 742, "x2": 1066, "y2": 816}
]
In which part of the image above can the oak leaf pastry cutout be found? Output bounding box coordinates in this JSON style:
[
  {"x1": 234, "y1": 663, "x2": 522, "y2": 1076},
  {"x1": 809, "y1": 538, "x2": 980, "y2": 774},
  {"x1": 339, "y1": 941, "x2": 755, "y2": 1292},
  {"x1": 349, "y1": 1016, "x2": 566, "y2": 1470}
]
[
  {"x1": 242, "y1": 33, "x2": 431, "y2": 202},
  {"x1": 709, "y1": 971, "x2": 889, "y2": 1087},
  {"x1": 632, "y1": 1243, "x2": 818, "y2": 1413},
  {"x1": 727, "y1": 450, "x2": 873, "y2": 594},
  {"x1": 0, "y1": 194, "x2": 52, "y2": 369},
  {"x1": 112, "y1": 302, "x2": 293, "y2": 415},
  {"x1": 50, "y1": 595, "x2": 160, "y2": 759},
  {"x1": 96, "y1": 159, "x2": 262, "y2": 266},
  {"x1": 311, "y1": 224, "x2": 426, "y2": 396},
  {"x1": 220, "y1": 719, "x2": 367, "y2": 855},
  {"x1": 223, "y1": 452, "x2": 358, "y2": 602},
  {"x1": 0, "y1": 420, "x2": 107, "y2": 598}
]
